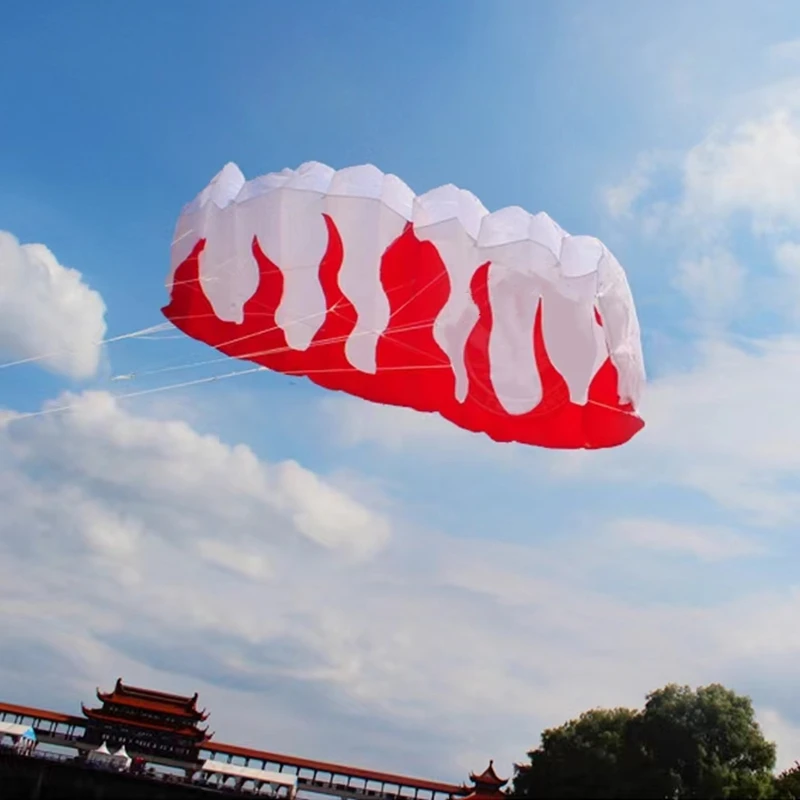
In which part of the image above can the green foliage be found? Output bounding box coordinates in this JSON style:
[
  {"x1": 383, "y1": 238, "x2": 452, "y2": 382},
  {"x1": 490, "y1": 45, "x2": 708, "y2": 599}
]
[
  {"x1": 774, "y1": 762, "x2": 800, "y2": 799},
  {"x1": 511, "y1": 683, "x2": 777, "y2": 799},
  {"x1": 512, "y1": 707, "x2": 643, "y2": 799}
]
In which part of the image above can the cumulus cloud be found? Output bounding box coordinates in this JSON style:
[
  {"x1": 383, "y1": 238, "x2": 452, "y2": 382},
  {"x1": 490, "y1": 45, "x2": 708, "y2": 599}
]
[
  {"x1": 775, "y1": 241, "x2": 800, "y2": 277},
  {"x1": 771, "y1": 241, "x2": 800, "y2": 315},
  {"x1": 323, "y1": 394, "x2": 509, "y2": 462},
  {"x1": 604, "y1": 75, "x2": 800, "y2": 493},
  {"x1": 0, "y1": 232, "x2": 107, "y2": 379},
  {"x1": 3, "y1": 389, "x2": 800, "y2": 776},
  {"x1": 603, "y1": 150, "x2": 675, "y2": 220},
  {"x1": 324, "y1": 327, "x2": 800, "y2": 527},
  {"x1": 767, "y1": 38, "x2": 800, "y2": 65},
  {"x1": 609, "y1": 518, "x2": 766, "y2": 561},
  {"x1": 604, "y1": 164, "x2": 653, "y2": 220},
  {"x1": 468, "y1": 332, "x2": 800, "y2": 537},
  {"x1": 673, "y1": 248, "x2": 746, "y2": 322},
  {"x1": 196, "y1": 538, "x2": 274, "y2": 581},
  {"x1": 614, "y1": 336, "x2": 800, "y2": 522},
  {"x1": 681, "y1": 110, "x2": 800, "y2": 232},
  {"x1": 605, "y1": 72, "x2": 800, "y2": 325},
  {"x1": 3, "y1": 391, "x2": 389, "y2": 563}
]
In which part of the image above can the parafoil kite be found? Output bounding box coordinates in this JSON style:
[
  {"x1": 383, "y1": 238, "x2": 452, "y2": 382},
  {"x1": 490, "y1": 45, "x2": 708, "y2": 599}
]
[{"x1": 163, "y1": 162, "x2": 645, "y2": 449}]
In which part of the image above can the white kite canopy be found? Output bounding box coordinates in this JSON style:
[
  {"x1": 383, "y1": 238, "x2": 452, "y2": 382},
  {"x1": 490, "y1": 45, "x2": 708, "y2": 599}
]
[
  {"x1": 165, "y1": 160, "x2": 646, "y2": 453},
  {"x1": 199, "y1": 759, "x2": 297, "y2": 795}
]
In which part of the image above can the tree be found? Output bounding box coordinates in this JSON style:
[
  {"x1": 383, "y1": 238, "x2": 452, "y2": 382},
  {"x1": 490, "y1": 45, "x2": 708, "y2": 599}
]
[
  {"x1": 511, "y1": 708, "x2": 644, "y2": 799},
  {"x1": 631, "y1": 683, "x2": 776, "y2": 798},
  {"x1": 511, "y1": 683, "x2": 777, "y2": 799},
  {"x1": 772, "y1": 762, "x2": 800, "y2": 799}
]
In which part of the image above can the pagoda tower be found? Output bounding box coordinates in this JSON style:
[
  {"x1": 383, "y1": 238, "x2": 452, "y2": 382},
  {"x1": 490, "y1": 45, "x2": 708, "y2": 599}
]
[
  {"x1": 459, "y1": 761, "x2": 508, "y2": 800},
  {"x1": 80, "y1": 678, "x2": 212, "y2": 762}
]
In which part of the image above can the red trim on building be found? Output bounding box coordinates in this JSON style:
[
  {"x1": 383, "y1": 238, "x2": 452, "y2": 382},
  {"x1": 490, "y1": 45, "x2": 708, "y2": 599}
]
[
  {"x1": 469, "y1": 761, "x2": 506, "y2": 788},
  {"x1": 0, "y1": 701, "x2": 79, "y2": 726},
  {"x1": 95, "y1": 690, "x2": 207, "y2": 720},
  {"x1": 113, "y1": 679, "x2": 196, "y2": 705},
  {"x1": 203, "y1": 740, "x2": 465, "y2": 795},
  {"x1": 459, "y1": 761, "x2": 507, "y2": 800},
  {"x1": 0, "y1": 692, "x2": 480, "y2": 797},
  {"x1": 98, "y1": 678, "x2": 203, "y2": 713},
  {"x1": 82, "y1": 707, "x2": 207, "y2": 740}
]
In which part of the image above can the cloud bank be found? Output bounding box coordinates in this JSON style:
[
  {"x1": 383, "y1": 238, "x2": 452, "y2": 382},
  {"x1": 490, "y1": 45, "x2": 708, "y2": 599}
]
[{"x1": 0, "y1": 231, "x2": 107, "y2": 379}]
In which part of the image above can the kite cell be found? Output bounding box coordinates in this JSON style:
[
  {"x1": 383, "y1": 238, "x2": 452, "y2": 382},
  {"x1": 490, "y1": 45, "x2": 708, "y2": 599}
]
[{"x1": 163, "y1": 162, "x2": 645, "y2": 449}]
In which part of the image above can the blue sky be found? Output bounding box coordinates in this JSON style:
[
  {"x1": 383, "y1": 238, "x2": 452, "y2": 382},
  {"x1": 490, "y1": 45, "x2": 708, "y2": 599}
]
[{"x1": 5, "y1": 0, "x2": 800, "y2": 781}]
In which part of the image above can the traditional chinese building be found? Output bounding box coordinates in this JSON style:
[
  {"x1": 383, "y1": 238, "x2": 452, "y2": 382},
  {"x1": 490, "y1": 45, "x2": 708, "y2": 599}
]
[
  {"x1": 80, "y1": 678, "x2": 212, "y2": 762},
  {"x1": 0, "y1": 679, "x2": 502, "y2": 799},
  {"x1": 458, "y1": 761, "x2": 508, "y2": 800}
]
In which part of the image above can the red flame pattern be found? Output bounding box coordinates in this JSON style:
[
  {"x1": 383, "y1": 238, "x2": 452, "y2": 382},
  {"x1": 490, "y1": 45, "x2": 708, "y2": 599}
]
[{"x1": 162, "y1": 215, "x2": 644, "y2": 449}]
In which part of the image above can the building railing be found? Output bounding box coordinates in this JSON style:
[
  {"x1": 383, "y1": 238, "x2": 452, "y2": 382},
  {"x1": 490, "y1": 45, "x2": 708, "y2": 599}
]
[{"x1": 1, "y1": 747, "x2": 454, "y2": 800}]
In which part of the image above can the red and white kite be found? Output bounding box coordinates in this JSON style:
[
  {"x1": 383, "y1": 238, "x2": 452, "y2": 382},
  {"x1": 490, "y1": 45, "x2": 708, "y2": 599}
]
[{"x1": 163, "y1": 162, "x2": 645, "y2": 449}]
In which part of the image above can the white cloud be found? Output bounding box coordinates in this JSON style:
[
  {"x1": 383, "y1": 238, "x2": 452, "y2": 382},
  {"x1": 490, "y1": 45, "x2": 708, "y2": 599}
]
[
  {"x1": 3, "y1": 389, "x2": 800, "y2": 778},
  {"x1": 772, "y1": 240, "x2": 800, "y2": 314},
  {"x1": 681, "y1": 110, "x2": 800, "y2": 232},
  {"x1": 609, "y1": 518, "x2": 765, "y2": 561},
  {"x1": 767, "y1": 38, "x2": 800, "y2": 66},
  {"x1": 775, "y1": 241, "x2": 800, "y2": 277},
  {"x1": 3, "y1": 391, "x2": 389, "y2": 564},
  {"x1": 759, "y1": 709, "x2": 800, "y2": 772},
  {"x1": 604, "y1": 165, "x2": 652, "y2": 220},
  {"x1": 322, "y1": 394, "x2": 516, "y2": 463},
  {"x1": 603, "y1": 151, "x2": 674, "y2": 219},
  {"x1": 608, "y1": 103, "x2": 800, "y2": 249},
  {"x1": 605, "y1": 73, "x2": 800, "y2": 326},
  {"x1": 325, "y1": 328, "x2": 800, "y2": 527},
  {"x1": 196, "y1": 538, "x2": 274, "y2": 581},
  {"x1": 547, "y1": 334, "x2": 800, "y2": 524},
  {"x1": 273, "y1": 460, "x2": 390, "y2": 558},
  {"x1": 673, "y1": 248, "x2": 745, "y2": 321},
  {"x1": 0, "y1": 231, "x2": 107, "y2": 379},
  {"x1": 598, "y1": 72, "x2": 800, "y2": 504}
]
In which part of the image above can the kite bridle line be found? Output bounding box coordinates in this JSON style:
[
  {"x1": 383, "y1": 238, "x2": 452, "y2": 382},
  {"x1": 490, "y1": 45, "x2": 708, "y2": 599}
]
[
  {"x1": 0, "y1": 261, "x2": 458, "y2": 379},
  {"x1": 2, "y1": 265, "x2": 616, "y2": 424}
]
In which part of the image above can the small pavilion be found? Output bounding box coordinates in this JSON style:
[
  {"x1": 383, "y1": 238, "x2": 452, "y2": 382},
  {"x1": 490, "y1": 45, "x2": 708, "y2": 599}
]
[{"x1": 458, "y1": 761, "x2": 508, "y2": 800}]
